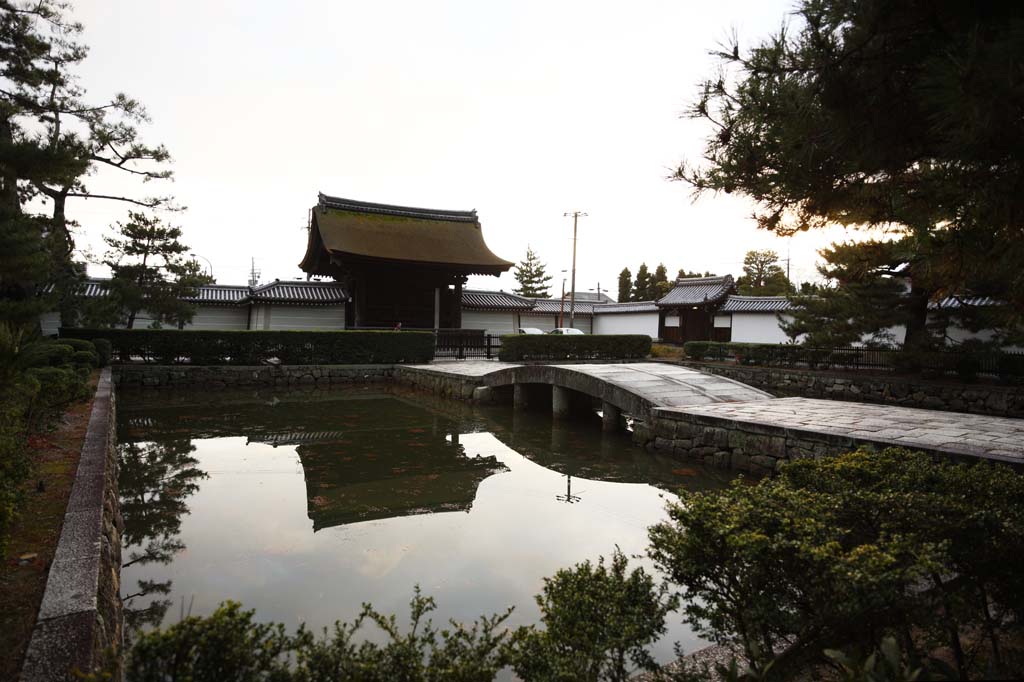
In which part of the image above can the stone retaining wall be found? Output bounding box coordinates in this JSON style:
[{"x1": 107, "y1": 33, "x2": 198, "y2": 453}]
[
  {"x1": 114, "y1": 364, "x2": 395, "y2": 389},
  {"x1": 680, "y1": 362, "x2": 1024, "y2": 418},
  {"x1": 392, "y1": 367, "x2": 482, "y2": 401},
  {"x1": 21, "y1": 368, "x2": 123, "y2": 681},
  {"x1": 641, "y1": 407, "x2": 966, "y2": 478}
]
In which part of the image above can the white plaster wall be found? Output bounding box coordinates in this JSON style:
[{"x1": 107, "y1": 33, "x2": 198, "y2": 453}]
[
  {"x1": 183, "y1": 305, "x2": 249, "y2": 330},
  {"x1": 520, "y1": 314, "x2": 557, "y2": 332},
  {"x1": 461, "y1": 310, "x2": 518, "y2": 336},
  {"x1": 40, "y1": 311, "x2": 61, "y2": 336},
  {"x1": 264, "y1": 305, "x2": 345, "y2": 330},
  {"x1": 593, "y1": 312, "x2": 659, "y2": 338},
  {"x1": 730, "y1": 313, "x2": 793, "y2": 344}
]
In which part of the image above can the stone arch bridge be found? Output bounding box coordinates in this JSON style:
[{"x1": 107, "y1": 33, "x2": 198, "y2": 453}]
[{"x1": 401, "y1": 361, "x2": 771, "y2": 428}]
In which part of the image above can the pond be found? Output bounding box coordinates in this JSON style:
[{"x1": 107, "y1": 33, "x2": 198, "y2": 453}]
[{"x1": 117, "y1": 384, "x2": 734, "y2": 667}]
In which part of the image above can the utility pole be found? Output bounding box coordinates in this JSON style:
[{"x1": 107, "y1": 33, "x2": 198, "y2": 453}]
[
  {"x1": 563, "y1": 211, "x2": 587, "y2": 327},
  {"x1": 248, "y1": 257, "x2": 261, "y2": 287},
  {"x1": 559, "y1": 278, "x2": 566, "y2": 328}
]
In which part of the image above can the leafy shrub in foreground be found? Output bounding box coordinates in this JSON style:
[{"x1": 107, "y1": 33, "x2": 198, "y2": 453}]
[
  {"x1": 512, "y1": 548, "x2": 676, "y2": 682},
  {"x1": 648, "y1": 448, "x2": 1024, "y2": 680},
  {"x1": 124, "y1": 589, "x2": 514, "y2": 682}
]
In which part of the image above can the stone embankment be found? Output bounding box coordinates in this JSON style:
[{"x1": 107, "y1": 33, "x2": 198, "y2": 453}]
[
  {"x1": 21, "y1": 368, "x2": 123, "y2": 682},
  {"x1": 639, "y1": 397, "x2": 1024, "y2": 477},
  {"x1": 680, "y1": 361, "x2": 1024, "y2": 418},
  {"x1": 114, "y1": 363, "x2": 394, "y2": 388}
]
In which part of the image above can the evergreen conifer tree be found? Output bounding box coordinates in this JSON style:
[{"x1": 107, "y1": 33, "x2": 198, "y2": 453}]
[
  {"x1": 679, "y1": 0, "x2": 1024, "y2": 345},
  {"x1": 649, "y1": 264, "x2": 671, "y2": 300},
  {"x1": 631, "y1": 264, "x2": 651, "y2": 302},
  {"x1": 616, "y1": 268, "x2": 632, "y2": 302},
  {"x1": 102, "y1": 212, "x2": 212, "y2": 329},
  {"x1": 512, "y1": 247, "x2": 553, "y2": 298}
]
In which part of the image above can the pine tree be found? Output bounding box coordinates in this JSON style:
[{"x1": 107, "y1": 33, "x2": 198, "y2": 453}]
[
  {"x1": 631, "y1": 263, "x2": 651, "y2": 302},
  {"x1": 679, "y1": 0, "x2": 1024, "y2": 343},
  {"x1": 102, "y1": 212, "x2": 212, "y2": 329},
  {"x1": 782, "y1": 238, "x2": 941, "y2": 347},
  {"x1": 0, "y1": 1, "x2": 177, "y2": 329},
  {"x1": 512, "y1": 247, "x2": 553, "y2": 298},
  {"x1": 616, "y1": 268, "x2": 632, "y2": 302},
  {"x1": 736, "y1": 250, "x2": 792, "y2": 296},
  {"x1": 676, "y1": 268, "x2": 704, "y2": 280}
]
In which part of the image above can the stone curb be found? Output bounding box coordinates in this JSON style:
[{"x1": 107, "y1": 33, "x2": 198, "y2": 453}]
[{"x1": 21, "y1": 367, "x2": 122, "y2": 682}]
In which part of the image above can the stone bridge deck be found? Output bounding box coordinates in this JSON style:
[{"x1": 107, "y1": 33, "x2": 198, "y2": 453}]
[
  {"x1": 401, "y1": 361, "x2": 1024, "y2": 470},
  {"x1": 406, "y1": 361, "x2": 771, "y2": 415}
]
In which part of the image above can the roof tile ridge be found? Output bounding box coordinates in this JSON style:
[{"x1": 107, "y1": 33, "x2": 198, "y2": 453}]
[{"x1": 318, "y1": 192, "x2": 479, "y2": 222}]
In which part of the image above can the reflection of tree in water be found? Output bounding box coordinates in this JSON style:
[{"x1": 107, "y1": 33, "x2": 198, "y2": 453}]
[{"x1": 118, "y1": 438, "x2": 206, "y2": 635}]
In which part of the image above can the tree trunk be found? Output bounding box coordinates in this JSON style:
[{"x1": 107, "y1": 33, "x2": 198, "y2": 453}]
[
  {"x1": 0, "y1": 115, "x2": 20, "y2": 214},
  {"x1": 903, "y1": 281, "x2": 932, "y2": 351}
]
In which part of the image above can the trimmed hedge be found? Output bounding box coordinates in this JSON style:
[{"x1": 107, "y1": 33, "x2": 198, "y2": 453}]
[
  {"x1": 682, "y1": 340, "x2": 1024, "y2": 383},
  {"x1": 498, "y1": 334, "x2": 651, "y2": 362},
  {"x1": 59, "y1": 328, "x2": 436, "y2": 365}
]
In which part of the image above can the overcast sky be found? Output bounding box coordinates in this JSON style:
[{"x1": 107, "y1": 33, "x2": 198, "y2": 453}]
[{"x1": 67, "y1": 0, "x2": 863, "y2": 298}]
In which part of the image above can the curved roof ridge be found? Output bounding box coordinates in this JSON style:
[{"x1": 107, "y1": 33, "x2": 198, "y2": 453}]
[
  {"x1": 319, "y1": 192, "x2": 478, "y2": 223},
  {"x1": 671, "y1": 274, "x2": 733, "y2": 284}
]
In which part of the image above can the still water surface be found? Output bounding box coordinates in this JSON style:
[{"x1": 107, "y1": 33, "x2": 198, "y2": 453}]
[{"x1": 118, "y1": 385, "x2": 733, "y2": 664}]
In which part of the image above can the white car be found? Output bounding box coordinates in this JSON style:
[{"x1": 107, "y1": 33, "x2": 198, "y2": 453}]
[
  {"x1": 548, "y1": 327, "x2": 585, "y2": 335},
  {"x1": 518, "y1": 327, "x2": 545, "y2": 335}
]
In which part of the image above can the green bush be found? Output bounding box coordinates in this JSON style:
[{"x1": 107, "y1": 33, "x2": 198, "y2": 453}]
[
  {"x1": 59, "y1": 329, "x2": 436, "y2": 365},
  {"x1": 511, "y1": 548, "x2": 676, "y2": 682},
  {"x1": 122, "y1": 590, "x2": 514, "y2": 682},
  {"x1": 26, "y1": 366, "x2": 87, "y2": 409},
  {"x1": 649, "y1": 448, "x2": 1024, "y2": 680},
  {"x1": 682, "y1": 341, "x2": 709, "y2": 360},
  {"x1": 71, "y1": 349, "x2": 99, "y2": 368},
  {"x1": 0, "y1": 375, "x2": 40, "y2": 557},
  {"x1": 91, "y1": 338, "x2": 112, "y2": 367},
  {"x1": 499, "y1": 334, "x2": 651, "y2": 362},
  {"x1": 15, "y1": 342, "x2": 74, "y2": 370},
  {"x1": 59, "y1": 337, "x2": 97, "y2": 355}
]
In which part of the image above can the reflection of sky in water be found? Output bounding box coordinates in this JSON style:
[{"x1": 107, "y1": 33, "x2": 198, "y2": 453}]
[{"x1": 120, "y1": 392, "x2": 723, "y2": 666}]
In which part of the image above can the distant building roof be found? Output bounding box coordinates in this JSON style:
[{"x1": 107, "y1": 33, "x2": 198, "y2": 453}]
[
  {"x1": 461, "y1": 290, "x2": 534, "y2": 311},
  {"x1": 69, "y1": 278, "x2": 348, "y2": 306},
  {"x1": 250, "y1": 280, "x2": 349, "y2": 305},
  {"x1": 181, "y1": 284, "x2": 250, "y2": 305},
  {"x1": 565, "y1": 291, "x2": 615, "y2": 303},
  {"x1": 300, "y1": 193, "x2": 513, "y2": 276},
  {"x1": 929, "y1": 296, "x2": 1001, "y2": 309},
  {"x1": 656, "y1": 275, "x2": 735, "y2": 307},
  {"x1": 720, "y1": 295, "x2": 793, "y2": 313},
  {"x1": 524, "y1": 298, "x2": 595, "y2": 316},
  {"x1": 593, "y1": 300, "x2": 659, "y2": 314}
]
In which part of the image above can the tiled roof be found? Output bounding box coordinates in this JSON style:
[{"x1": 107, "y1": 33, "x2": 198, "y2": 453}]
[
  {"x1": 251, "y1": 280, "x2": 349, "y2": 304},
  {"x1": 304, "y1": 194, "x2": 512, "y2": 276},
  {"x1": 525, "y1": 298, "x2": 594, "y2": 316},
  {"x1": 592, "y1": 300, "x2": 659, "y2": 314},
  {"x1": 565, "y1": 291, "x2": 615, "y2": 303},
  {"x1": 182, "y1": 284, "x2": 250, "y2": 304},
  {"x1": 68, "y1": 278, "x2": 348, "y2": 306},
  {"x1": 657, "y1": 275, "x2": 735, "y2": 307},
  {"x1": 79, "y1": 280, "x2": 111, "y2": 298},
  {"x1": 319, "y1": 193, "x2": 479, "y2": 223},
  {"x1": 720, "y1": 295, "x2": 793, "y2": 313},
  {"x1": 929, "y1": 296, "x2": 1001, "y2": 309},
  {"x1": 461, "y1": 290, "x2": 534, "y2": 311}
]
